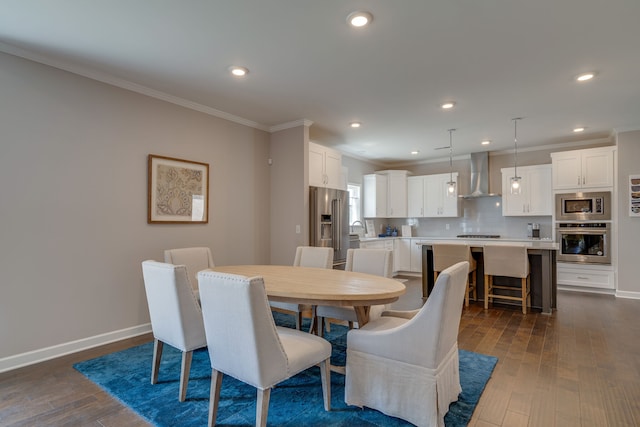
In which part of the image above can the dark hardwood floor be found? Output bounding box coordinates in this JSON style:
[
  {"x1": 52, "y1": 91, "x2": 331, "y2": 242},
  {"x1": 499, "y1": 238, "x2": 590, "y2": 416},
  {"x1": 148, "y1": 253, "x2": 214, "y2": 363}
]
[{"x1": 1, "y1": 277, "x2": 639, "y2": 426}]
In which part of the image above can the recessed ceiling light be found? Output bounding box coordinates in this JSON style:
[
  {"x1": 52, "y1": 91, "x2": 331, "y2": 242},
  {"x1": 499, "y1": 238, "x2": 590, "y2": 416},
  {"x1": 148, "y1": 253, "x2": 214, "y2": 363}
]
[
  {"x1": 411, "y1": 150, "x2": 419, "y2": 155},
  {"x1": 229, "y1": 66, "x2": 248, "y2": 77},
  {"x1": 350, "y1": 122, "x2": 361, "y2": 128},
  {"x1": 441, "y1": 102, "x2": 455, "y2": 109},
  {"x1": 573, "y1": 127, "x2": 585, "y2": 132},
  {"x1": 481, "y1": 140, "x2": 491, "y2": 145},
  {"x1": 576, "y1": 72, "x2": 595, "y2": 82},
  {"x1": 347, "y1": 11, "x2": 373, "y2": 28}
]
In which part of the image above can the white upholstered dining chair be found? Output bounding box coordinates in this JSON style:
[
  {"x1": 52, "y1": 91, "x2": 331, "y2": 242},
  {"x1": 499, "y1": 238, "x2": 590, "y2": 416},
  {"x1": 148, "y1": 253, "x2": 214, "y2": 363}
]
[
  {"x1": 316, "y1": 248, "x2": 393, "y2": 335},
  {"x1": 141, "y1": 260, "x2": 207, "y2": 402},
  {"x1": 345, "y1": 261, "x2": 469, "y2": 427},
  {"x1": 164, "y1": 247, "x2": 215, "y2": 295},
  {"x1": 197, "y1": 270, "x2": 331, "y2": 427},
  {"x1": 269, "y1": 246, "x2": 333, "y2": 330}
]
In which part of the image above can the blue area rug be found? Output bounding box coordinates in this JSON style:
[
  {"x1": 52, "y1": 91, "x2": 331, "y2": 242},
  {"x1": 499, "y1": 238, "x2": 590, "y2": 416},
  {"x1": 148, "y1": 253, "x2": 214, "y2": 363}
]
[{"x1": 74, "y1": 313, "x2": 497, "y2": 426}]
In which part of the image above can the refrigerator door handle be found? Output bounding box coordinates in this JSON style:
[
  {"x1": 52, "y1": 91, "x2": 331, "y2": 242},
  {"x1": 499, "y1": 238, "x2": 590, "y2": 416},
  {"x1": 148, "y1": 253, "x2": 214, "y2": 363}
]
[{"x1": 332, "y1": 198, "x2": 341, "y2": 251}]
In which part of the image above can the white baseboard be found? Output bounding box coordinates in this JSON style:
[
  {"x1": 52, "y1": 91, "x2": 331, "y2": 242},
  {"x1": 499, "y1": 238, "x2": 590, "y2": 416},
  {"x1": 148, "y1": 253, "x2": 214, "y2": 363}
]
[
  {"x1": 0, "y1": 323, "x2": 152, "y2": 374},
  {"x1": 615, "y1": 290, "x2": 640, "y2": 300}
]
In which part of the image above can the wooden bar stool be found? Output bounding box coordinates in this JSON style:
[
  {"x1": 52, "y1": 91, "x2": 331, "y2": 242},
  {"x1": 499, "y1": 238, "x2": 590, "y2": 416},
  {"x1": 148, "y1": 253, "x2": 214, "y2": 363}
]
[
  {"x1": 432, "y1": 243, "x2": 477, "y2": 307},
  {"x1": 483, "y1": 244, "x2": 530, "y2": 314}
]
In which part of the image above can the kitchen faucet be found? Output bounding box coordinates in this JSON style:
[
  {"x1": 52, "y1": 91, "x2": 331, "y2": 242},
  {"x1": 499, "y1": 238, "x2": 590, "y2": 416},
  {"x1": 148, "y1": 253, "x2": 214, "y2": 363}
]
[{"x1": 350, "y1": 220, "x2": 364, "y2": 233}]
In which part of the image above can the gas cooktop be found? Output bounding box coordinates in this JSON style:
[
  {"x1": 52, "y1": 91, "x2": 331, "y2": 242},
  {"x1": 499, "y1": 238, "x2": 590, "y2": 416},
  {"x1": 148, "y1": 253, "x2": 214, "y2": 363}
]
[{"x1": 456, "y1": 234, "x2": 501, "y2": 239}]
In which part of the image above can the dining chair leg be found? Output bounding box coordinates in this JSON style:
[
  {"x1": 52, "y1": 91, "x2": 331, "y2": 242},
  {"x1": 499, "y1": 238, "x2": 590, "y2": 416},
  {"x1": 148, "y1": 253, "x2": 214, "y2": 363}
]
[
  {"x1": 151, "y1": 339, "x2": 163, "y2": 384},
  {"x1": 319, "y1": 359, "x2": 331, "y2": 411},
  {"x1": 179, "y1": 350, "x2": 193, "y2": 402},
  {"x1": 256, "y1": 387, "x2": 271, "y2": 427},
  {"x1": 208, "y1": 370, "x2": 223, "y2": 427}
]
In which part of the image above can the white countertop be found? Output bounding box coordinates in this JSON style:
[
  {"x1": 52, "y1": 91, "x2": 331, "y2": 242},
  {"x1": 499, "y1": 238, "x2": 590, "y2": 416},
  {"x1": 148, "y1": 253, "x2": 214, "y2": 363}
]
[{"x1": 359, "y1": 236, "x2": 558, "y2": 250}]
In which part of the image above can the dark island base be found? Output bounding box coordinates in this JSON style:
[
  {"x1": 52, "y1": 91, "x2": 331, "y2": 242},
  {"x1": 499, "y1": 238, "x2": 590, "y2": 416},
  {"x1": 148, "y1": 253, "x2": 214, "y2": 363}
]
[{"x1": 421, "y1": 245, "x2": 557, "y2": 314}]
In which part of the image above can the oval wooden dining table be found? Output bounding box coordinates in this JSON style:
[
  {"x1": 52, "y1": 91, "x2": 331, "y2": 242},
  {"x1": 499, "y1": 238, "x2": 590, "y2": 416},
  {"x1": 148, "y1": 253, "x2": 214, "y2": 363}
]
[{"x1": 205, "y1": 265, "x2": 406, "y2": 327}]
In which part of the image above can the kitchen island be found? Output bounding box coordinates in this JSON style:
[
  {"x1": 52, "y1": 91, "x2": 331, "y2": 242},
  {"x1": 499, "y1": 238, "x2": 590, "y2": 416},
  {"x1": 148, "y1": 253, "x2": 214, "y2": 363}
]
[{"x1": 418, "y1": 239, "x2": 558, "y2": 314}]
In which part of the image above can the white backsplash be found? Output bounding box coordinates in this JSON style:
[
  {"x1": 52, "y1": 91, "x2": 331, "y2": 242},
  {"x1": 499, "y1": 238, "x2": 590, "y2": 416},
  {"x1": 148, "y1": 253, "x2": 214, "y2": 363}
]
[{"x1": 372, "y1": 196, "x2": 553, "y2": 240}]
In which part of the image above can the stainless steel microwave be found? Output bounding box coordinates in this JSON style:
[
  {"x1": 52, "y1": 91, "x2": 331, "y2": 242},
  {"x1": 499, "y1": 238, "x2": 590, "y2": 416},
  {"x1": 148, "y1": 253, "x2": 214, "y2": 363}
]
[{"x1": 555, "y1": 191, "x2": 611, "y2": 221}]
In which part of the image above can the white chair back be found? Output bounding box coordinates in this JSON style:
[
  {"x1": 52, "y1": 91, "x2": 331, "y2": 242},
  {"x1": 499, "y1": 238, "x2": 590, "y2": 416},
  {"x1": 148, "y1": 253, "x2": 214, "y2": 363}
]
[
  {"x1": 483, "y1": 244, "x2": 529, "y2": 278},
  {"x1": 141, "y1": 260, "x2": 206, "y2": 351},
  {"x1": 346, "y1": 248, "x2": 393, "y2": 278},
  {"x1": 294, "y1": 246, "x2": 334, "y2": 269},
  {"x1": 164, "y1": 247, "x2": 215, "y2": 290},
  {"x1": 198, "y1": 271, "x2": 288, "y2": 388},
  {"x1": 432, "y1": 243, "x2": 476, "y2": 272},
  {"x1": 357, "y1": 261, "x2": 468, "y2": 368}
]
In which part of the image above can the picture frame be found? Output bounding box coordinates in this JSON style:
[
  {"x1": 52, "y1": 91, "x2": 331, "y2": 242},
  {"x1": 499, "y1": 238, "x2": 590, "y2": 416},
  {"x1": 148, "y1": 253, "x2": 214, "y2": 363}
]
[
  {"x1": 148, "y1": 154, "x2": 209, "y2": 224},
  {"x1": 630, "y1": 174, "x2": 640, "y2": 217}
]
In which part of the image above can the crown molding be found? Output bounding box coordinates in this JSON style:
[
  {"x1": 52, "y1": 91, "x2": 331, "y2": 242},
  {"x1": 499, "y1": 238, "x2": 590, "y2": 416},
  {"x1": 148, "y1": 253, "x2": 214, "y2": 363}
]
[{"x1": 270, "y1": 119, "x2": 314, "y2": 132}]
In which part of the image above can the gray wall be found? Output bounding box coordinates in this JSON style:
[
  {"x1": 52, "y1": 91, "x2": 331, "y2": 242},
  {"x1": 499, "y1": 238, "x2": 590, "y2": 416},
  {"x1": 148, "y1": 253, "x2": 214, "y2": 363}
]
[
  {"x1": 616, "y1": 131, "x2": 640, "y2": 295},
  {"x1": 0, "y1": 52, "x2": 271, "y2": 361},
  {"x1": 270, "y1": 125, "x2": 309, "y2": 265}
]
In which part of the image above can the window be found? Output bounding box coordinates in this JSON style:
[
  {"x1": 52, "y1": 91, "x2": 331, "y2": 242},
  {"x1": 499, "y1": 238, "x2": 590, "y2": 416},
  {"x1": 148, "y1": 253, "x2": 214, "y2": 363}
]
[{"x1": 348, "y1": 184, "x2": 361, "y2": 226}]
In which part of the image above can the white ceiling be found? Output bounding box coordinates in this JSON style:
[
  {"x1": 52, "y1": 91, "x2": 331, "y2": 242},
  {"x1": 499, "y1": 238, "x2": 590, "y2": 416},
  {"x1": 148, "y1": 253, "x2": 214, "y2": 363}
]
[{"x1": 1, "y1": 0, "x2": 639, "y2": 166}]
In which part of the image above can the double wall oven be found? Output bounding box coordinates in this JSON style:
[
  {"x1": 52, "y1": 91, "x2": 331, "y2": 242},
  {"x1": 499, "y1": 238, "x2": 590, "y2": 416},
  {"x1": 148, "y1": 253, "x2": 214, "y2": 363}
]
[{"x1": 555, "y1": 191, "x2": 611, "y2": 265}]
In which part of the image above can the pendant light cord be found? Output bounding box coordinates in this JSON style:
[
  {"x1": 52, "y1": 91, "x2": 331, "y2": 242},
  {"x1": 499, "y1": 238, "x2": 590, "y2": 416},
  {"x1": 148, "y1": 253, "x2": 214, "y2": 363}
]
[
  {"x1": 512, "y1": 118, "x2": 521, "y2": 176},
  {"x1": 448, "y1": 129, "x2": 454, "y2": 182}
]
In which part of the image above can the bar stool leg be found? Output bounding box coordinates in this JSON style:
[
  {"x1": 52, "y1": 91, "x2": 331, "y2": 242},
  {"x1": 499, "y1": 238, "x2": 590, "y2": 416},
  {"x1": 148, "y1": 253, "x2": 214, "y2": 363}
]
[
  {"x1": 484, "y1": 274, "x2": 490, "y2": 309},
  {"x1": 464, "y1": 277, "x2": 470, "y2": 307},
  {"x1": 521, "y1": 277, "x2": 527, "y2": 314}
]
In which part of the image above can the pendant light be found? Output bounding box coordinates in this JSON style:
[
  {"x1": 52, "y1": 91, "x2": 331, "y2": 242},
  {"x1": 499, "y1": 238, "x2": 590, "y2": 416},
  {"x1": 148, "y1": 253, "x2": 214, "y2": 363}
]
[
  {"x1": 446, "y1": 128, "x2": 457, "y2": 197},
  {"x1": 510, "y1": 118, "x2": 523, "y2": 195}
]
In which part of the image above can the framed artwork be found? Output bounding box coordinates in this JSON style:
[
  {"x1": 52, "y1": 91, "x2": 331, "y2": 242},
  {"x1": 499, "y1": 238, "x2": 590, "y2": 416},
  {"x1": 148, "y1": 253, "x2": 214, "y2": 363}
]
[
  {"x1": 630, "y1": 174, "x2": 640, "y2": 217},
  {"x1": 148, "y1": 154, "x2": 209, "y2": 224}
]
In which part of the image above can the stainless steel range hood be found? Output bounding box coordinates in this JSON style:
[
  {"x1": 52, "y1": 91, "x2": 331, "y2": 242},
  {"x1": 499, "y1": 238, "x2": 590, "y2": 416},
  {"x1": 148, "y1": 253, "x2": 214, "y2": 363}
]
[{"x1": 460, "y1": 152, "x2": 501, "y2": 198}]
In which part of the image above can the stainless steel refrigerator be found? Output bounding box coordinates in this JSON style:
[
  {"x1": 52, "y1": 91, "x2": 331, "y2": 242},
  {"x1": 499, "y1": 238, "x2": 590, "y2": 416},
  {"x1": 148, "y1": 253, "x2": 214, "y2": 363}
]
[{"x1": 309, "y1": 186, "x2": 349, "y2": 269}]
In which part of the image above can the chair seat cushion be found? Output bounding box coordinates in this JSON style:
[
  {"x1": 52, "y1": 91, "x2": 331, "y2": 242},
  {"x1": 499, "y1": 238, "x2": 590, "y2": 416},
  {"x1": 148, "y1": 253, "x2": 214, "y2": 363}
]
[{"x1": 276, "y1": 326, "x2": 331, "y2": 374}]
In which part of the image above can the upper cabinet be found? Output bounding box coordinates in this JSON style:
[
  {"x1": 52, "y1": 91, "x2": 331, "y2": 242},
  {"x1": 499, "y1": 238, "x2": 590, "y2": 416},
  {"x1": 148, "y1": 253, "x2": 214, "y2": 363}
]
[
  {"x1": 309, "y1": 141, "x2": 344, "y2": 190},
  {"x1": 363, "y1": 170, "x2": 409, "y2": 218},
  {"x1": 425, "y1": 173, "x2": 459, "y2": 217},
  {"x1": 551, "y1": 147, "x2": 614, "y2": 190},
  {"x1": 408, "y1": 173, "x2": 460, "y2": 218},
  {"x1": 363, "y1": 173, "x2": 388, "y2": 218},
  {"x1": 501, "y1": 164, "x2": 552, "y2": 216},
  {"x1": 407, "y1": 176, "x2": 426, "y2": 217}
]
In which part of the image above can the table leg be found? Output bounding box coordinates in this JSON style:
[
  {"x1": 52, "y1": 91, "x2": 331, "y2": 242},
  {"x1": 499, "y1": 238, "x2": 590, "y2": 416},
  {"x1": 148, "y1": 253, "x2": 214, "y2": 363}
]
[{"x1": 353, "y1": 306, "x2": 370, "y2": 327}]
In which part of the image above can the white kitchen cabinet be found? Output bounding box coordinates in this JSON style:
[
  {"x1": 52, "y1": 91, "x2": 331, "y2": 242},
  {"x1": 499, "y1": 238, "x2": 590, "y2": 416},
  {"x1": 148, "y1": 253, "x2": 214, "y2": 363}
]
[
  {"x1": 501, "y1": 164, "x2": 552, "y2": 216},
  {"x1": 394, "y1": 238, "x2": 411, "y2": 272},
  {"x1": 424, "y1": 173, "x2": 459, "y2": 217},
  {"x1": 557, "y1": 262, "x2": 614, "y2": 290},
  {"x1": 408, "y1": 173, "x2": 460, "y2": 218},
  {"x1": 360, "y1": 238, "x2": 394, "y2": 251},
  {"x1": 309, "y1": 141, "x2": 343, "y2": 190},
  {"x1": 407, "y1": 176, "x2": 425, "y2": 217},
  {"x1": 385, "y1": 170, "x2": 408, "y2": 218},
  {"x1": 410, "y1": 240, "x2": 424, "y2": 273},
  {"x1": 363, "y1": 170, "x2": 408, "y2": 218},
  {"x1": 551, "y1": 147, "x2": 614, "y2": 190},
  {"x1": 363, "y1": 173, "x2": 388, "y2": 218}
]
